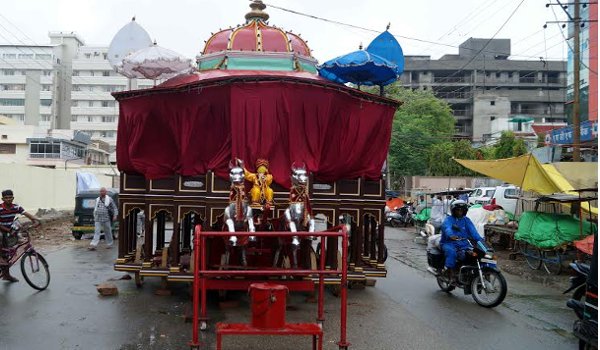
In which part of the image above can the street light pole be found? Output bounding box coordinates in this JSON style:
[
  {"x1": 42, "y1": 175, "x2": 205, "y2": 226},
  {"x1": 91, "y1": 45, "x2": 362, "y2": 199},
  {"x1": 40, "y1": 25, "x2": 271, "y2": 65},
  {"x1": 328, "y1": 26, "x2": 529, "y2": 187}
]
[{"x1": 573, "y1": 0, "x2": 581, "y2": 161}]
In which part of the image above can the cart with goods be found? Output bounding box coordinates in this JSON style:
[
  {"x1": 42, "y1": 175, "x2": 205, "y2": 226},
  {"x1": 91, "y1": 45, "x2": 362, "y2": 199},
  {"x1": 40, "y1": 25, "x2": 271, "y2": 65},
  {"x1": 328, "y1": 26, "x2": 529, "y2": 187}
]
[{"x1": 514, "y1": 192, "x2": 597, "y2": 275}]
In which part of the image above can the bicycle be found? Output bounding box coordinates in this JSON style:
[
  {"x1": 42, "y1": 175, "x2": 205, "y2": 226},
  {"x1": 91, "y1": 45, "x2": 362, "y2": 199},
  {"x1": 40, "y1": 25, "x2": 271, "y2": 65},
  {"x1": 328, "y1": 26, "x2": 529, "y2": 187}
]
[{"x1": 1, "y1": 216, "x2": 50, "y2": 290}]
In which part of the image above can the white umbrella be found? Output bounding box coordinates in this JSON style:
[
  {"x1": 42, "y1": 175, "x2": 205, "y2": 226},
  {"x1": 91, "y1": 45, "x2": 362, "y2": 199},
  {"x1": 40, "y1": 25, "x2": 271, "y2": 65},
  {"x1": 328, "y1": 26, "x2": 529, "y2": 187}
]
[
  {"x1": 119, "y1": 42, "x2": 195, "y2": 82},
  {"x1": 107, "y1": 17, "x2": 153, "y2": 70}
]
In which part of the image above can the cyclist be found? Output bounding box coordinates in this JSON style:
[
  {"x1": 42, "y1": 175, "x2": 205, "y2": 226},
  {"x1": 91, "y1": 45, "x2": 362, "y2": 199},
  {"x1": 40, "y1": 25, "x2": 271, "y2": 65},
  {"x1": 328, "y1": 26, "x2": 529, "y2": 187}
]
[{"x1": 0, "y1": 189, "x2": 40, "y2": 282}]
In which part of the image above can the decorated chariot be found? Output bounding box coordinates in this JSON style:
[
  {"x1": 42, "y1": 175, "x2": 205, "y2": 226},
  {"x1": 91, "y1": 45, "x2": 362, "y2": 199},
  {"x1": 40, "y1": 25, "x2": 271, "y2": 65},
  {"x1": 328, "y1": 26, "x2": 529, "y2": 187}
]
[{"x1": 112, "y1": 1, "x2": 399, "y2": 295}]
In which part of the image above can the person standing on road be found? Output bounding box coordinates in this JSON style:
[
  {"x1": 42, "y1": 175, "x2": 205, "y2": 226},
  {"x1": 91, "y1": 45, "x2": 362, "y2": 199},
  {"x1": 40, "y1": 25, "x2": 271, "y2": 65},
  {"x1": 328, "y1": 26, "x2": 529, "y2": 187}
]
[
  {"x1": 0, "y1": 189, "x2": 41, "y2": 282},
  {"x1": 89, "y1": 187, "x2": 118, "y2": 250}
]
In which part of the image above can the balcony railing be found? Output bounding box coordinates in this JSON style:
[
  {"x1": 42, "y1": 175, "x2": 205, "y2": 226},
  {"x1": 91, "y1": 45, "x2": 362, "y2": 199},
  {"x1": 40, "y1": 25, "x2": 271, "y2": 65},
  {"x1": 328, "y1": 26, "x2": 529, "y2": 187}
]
[
  {"x1": 433, "y1": 76, "x2": 467, "y2": 83},
  {"x1": 435, "y1": 91, "x2": 472, "y2": 99},
  {"x1": 455, "y1": 125, "x2": 473, "y2": 134},
  {"x1": 519, "y1": 77, "x2": 537, "y2": 83}
]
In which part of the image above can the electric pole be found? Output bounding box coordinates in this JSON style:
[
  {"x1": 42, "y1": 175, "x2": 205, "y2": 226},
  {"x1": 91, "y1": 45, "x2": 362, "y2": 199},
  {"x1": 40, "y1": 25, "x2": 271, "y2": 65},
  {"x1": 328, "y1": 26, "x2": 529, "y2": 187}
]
[{"x1": 573, "y1": 0, "x2": 581, "y2": 161}]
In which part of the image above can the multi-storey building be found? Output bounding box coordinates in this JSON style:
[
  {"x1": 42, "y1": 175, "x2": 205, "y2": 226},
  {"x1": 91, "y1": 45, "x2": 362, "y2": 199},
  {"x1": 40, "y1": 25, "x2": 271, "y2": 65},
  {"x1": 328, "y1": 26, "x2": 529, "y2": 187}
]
[
  {"x1": 0, "y1": 32, "x2": 154, "y2": 151},
  {"x1": 566, "y1": 2, "x2": 597, "y2": 122},
  {"x1": 398, "y1": 38, "x2": 567, "y2": 141}
]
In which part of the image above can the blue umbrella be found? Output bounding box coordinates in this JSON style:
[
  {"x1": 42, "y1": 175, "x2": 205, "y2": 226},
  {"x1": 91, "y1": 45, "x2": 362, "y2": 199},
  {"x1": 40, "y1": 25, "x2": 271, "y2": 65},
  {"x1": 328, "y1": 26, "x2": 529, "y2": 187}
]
[
  {"x1": 318, "y1": 49, "x2": 398, "y2": 86},
  {"x1": 366, "y1": 30, "x2": 404, "y2": 75}
]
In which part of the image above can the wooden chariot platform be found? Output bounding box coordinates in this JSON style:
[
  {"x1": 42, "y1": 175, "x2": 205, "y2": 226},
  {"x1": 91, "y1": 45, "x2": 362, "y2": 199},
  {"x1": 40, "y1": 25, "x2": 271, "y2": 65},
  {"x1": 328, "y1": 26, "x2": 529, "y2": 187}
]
[{"x1": 114, "y1": 171, "x2": 388, "y2": 287}]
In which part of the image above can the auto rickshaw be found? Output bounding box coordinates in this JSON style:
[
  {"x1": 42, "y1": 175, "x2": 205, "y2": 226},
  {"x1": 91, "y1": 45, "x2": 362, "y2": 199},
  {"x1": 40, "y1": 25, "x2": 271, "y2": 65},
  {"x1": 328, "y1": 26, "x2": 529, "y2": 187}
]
[{"x1": 72, "y1": 188, "x2": 119, "y2": 240}]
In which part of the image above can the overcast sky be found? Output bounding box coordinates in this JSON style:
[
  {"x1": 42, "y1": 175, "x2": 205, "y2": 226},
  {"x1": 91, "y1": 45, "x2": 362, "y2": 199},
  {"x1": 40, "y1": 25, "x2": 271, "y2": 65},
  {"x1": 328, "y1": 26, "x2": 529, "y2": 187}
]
[{"x1": 1, "y1": 0, "x2": 569, "y2": 64}]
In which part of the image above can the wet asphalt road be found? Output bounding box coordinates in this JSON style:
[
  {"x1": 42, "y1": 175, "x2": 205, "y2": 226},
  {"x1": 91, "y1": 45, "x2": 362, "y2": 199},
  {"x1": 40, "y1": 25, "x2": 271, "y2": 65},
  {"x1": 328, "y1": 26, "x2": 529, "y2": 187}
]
[{"x1": 0, "y1": 227, "x2": 578, "y2": 350}]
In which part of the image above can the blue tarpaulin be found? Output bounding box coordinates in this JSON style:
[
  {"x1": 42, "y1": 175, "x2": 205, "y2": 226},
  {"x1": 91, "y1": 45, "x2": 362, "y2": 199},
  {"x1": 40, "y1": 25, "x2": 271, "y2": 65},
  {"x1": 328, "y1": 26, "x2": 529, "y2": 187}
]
[
  {"x1": 318, "y1": 50, "x2": 398, "y2": 86},
  {"x1": 366, "y1": 30, "x2": 404, "y2": 75}
]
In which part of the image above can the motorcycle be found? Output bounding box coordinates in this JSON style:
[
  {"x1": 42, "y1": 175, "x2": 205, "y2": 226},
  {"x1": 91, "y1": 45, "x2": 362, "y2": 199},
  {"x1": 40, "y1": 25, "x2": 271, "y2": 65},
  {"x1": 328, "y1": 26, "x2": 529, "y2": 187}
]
[
  {"x1": 566, "y1": 234, "x2": 598, "y2": 350},
  {"x1": 385, "y1": 206, "x2": 402, "y2": 227},
  {"x1": 398, "y1": 203, "x2": 414, "y2": 227},
  {"x1": 564, "y1": 261, "x2": 590, "y2": 302},
  {"x1": 386, "y1": 203, "x2": 414, "y2": 227},
  {"x1": 427, "y1": 237, "x2": 508, "y2": 308}
]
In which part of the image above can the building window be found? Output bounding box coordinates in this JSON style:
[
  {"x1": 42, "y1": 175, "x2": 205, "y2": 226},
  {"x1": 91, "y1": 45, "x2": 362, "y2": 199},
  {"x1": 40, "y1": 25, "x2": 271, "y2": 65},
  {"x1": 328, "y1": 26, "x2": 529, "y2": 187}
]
[
  {"x1": 495, "y1": 72, "x2": 501, "y2": 78},
  {"x1": 42, "y1": 70, "x2": 52, "y2": 76},
  {"x1": 101, "y1": 101, "x2": 115, "y2": 107},
  {"x1": 0, "y1": 99, "x2": 25, "y2": 106},
  {"x1": 84, "y1": 53, "x2": 91, "y2": 59},
  {"x1": 103, "y1": 53, "x2": 108, "y2": 60},
  {"x1": 41, "y1": 114, "x2": 51, "y2": 122},
  {"x1": 41, "y1": 84, "x2": 52, "y2": 91},
  {"x1": 40, "y1": 99, "x2": 52, "y2": 106},
  {"x1": 490, "y1": 101, "x2": 495, "y2": 106},
  {"x1": 0, "y1": 84, "x2": 25, "y2": 91},
  {"x1": 19, "y1": 54, "x2": 33, "y2": 59},
  {"x1": 8, "y1": 114, "x2": 25, "y2": 121},
  {"x1": 72, "y1": 71, "x2": 79, "y2": 76},
  {"x1": 3, "y1": 54, "x2": 16, "y2": 59},
  {"x1": 71, "y1": 115, "x2": 78, "y2": 122},
  {"x1": 0, "y1": 144, "x2": 16, "y2": 154},
  {"x1": 72, "y1": 101, "x2": 79, "y2": 107},
  {"x1": 103, "y1": 71, "x2": 110, "y2": 77},
  {"x1": 36, "y1": 54, "x2": 52, "y2": 60},
  {"x1": 88, "y1": 101, "x2": 94, "y2": 107},
  {"x1": 87, "y1": 116, "x2": 94, "y2": 122},
  {"x1": 2, "y1": 69, "x2": 15, "y2": 76},
  {"x1": 102, "y1": 116, "x2": 115, "y2": 123},
  {"x1": 29, "y1": 141, "x2": 61, "y2": 159}
]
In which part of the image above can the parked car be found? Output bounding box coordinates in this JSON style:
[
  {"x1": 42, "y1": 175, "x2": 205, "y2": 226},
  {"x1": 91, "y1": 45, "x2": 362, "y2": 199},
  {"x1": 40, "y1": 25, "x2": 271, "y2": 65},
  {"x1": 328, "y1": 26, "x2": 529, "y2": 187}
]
[
  {"x1": 72, "y1": 188, "x2": 119, "y2": 240},
  {"x1": 468, "y1": 187, "x2": 496, "y2": 205},
  {"x1": 469, "y1": 185, "x2": 519, "y2": 216}
]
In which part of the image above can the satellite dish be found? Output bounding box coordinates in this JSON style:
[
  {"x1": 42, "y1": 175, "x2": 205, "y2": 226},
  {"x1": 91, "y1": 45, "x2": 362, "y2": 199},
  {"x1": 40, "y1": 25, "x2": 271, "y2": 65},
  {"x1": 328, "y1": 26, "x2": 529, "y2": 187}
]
[{"x1": 107, "y1": 17, "x2": 153, "y2": 70}]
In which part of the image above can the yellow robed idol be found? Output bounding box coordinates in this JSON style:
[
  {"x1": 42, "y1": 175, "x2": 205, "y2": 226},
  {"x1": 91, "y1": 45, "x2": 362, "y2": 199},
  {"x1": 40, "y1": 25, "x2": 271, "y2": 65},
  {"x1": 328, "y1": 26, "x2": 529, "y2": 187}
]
[{"x1": 243, "y1": 158, "x2": 274, "y2": 206}]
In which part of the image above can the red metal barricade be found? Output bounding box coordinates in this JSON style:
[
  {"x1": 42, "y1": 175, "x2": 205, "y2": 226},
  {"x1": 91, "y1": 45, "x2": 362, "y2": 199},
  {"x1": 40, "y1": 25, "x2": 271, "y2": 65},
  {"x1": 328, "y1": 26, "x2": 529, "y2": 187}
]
[{"x1": 189, "y1": 225, "x2": 350, "y2": 350}]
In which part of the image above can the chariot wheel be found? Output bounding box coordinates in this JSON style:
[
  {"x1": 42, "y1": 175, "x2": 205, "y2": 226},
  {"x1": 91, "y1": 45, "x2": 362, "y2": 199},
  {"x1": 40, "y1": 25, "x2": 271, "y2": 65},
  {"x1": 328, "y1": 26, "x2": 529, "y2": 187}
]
[{"x1": 135, "y1": 271, "x2": 144, "y2": 288}]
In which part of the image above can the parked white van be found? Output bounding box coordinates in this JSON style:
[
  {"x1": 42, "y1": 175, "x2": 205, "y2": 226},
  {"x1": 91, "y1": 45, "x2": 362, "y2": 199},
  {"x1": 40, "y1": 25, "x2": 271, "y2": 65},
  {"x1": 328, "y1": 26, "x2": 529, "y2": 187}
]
[{"x1": 469, "y1": 185, "x2": 520, "y2": 216}]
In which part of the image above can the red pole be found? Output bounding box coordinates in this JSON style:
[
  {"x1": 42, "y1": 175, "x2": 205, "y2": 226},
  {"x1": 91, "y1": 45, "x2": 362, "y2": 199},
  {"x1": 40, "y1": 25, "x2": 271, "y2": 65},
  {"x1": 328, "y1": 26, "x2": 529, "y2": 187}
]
[
  {"x1": 337, "y1": 225, "x2": 350, "y2": 349},
  {"x1": 317, "y1": 234, "x2": 326, "y2": 325},
  {"x1": 189, "y1": 224, "x2": 202, "y2": 349},
  {"x1": 201, "y1": 232, "x2": 207, "y2": 329}
]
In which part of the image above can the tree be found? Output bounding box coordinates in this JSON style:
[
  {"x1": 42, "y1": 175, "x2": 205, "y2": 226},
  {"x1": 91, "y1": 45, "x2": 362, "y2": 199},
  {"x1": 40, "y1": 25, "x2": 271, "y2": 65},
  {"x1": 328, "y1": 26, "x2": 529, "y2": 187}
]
[
  {"x1": 384, "y1": 86, "x2": 455, "y2": 181},
  {"x1": 494, "y1": 131, "x2": 517, "y2": 159},
  {"x1": 513, "y1": 137, "x2": 528, "y2": 156},
  {"x1": 494, "y1": 131, "x2": 529, "y2": 158},
  {"x1": 428, "y1": 139, "x2": 477, "y2": 176}
]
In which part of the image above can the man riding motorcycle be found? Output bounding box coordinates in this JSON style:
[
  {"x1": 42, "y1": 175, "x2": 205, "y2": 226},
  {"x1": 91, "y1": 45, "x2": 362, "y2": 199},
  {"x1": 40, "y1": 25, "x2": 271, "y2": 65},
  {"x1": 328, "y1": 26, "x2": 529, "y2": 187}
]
[{"x1": 440, "y1": 200, "x2": 485, "y2": 276}]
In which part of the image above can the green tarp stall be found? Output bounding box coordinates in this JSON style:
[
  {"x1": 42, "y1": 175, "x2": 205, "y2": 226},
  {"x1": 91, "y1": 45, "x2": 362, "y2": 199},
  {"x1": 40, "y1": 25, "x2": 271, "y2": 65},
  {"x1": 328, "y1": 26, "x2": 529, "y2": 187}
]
[
  {"x1": 515, "y1": 211, "x2": 596, "y2": 249},
  {"x1": 414, "y1": 207, "x2": 431, "y2": 222}
]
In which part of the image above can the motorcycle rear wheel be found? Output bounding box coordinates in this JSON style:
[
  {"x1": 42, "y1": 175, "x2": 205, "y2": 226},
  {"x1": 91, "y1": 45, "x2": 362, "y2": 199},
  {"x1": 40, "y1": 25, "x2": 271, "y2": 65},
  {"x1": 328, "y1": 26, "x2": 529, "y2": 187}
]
[
  {"x1": 471, "y1": 268, "x2": 507, "y2": 308},
  {"x1": 436, "y1": 274, "x2": 455, "y2": 293},
  {"x1": 390, "y1": 219, "x2": 400, "y2": 228}
]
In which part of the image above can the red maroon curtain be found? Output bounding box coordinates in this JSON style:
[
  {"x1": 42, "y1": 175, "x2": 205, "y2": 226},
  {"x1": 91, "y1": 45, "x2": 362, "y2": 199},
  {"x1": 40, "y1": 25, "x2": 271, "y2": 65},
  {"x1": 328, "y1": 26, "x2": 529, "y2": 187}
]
[{"x1": 116, "y1": 81, "x2": 395, "y2": 188}]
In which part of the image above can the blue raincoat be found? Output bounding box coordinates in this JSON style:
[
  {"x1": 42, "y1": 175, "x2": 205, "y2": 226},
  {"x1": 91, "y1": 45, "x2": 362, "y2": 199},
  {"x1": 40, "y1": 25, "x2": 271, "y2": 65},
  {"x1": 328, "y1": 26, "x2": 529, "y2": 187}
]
[{"x1": 440, "y1": 216, "x2": 483, "y2": 268}]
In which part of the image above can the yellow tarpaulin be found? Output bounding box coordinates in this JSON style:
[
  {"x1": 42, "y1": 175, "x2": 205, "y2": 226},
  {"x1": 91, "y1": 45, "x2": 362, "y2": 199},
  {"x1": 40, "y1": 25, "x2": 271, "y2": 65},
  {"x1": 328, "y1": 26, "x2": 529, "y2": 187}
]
[{"x1": 454, "y1": 154, "x2": 597, "y2": 215}]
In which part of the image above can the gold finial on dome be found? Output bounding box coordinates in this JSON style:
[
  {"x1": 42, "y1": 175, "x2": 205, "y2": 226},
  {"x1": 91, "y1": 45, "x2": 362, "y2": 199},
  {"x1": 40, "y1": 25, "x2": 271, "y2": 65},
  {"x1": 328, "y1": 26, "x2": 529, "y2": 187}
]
[{"x1": 245, "y1": 0, "x2": 269, "y2": 23}]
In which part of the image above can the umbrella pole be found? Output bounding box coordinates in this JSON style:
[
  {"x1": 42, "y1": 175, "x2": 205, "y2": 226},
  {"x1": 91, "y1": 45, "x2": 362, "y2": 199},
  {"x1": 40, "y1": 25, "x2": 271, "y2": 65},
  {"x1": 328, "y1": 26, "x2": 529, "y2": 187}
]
[{"x1": 379, "y1": 85, "x2": 384, "y2": 97}]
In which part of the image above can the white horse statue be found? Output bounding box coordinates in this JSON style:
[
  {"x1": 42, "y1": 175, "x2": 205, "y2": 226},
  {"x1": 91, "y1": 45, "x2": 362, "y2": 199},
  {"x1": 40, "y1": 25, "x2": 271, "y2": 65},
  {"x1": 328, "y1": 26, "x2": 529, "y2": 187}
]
[
  {"x1": 274, "y1": 163, "x2": 314, "y2": 268},
  {"x1": 223, "y1": 160, "x2": 255, "y2": 266}
]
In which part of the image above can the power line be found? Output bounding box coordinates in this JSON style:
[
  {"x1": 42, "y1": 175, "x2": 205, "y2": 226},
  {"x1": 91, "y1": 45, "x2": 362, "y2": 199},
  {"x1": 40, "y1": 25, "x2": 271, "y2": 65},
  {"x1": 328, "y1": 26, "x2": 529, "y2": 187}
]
[
  {"x1": 264, "y1": 1, "x2": 558, "y2": 61},
  {"x1": 549, "y1": 2, "x2": 598, "y2": 74}
]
